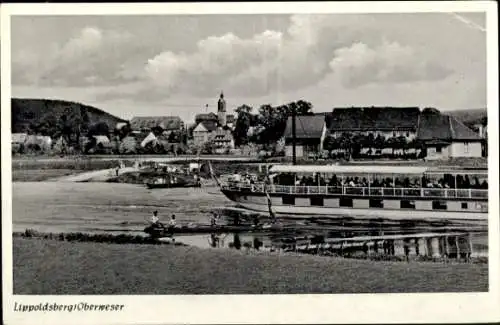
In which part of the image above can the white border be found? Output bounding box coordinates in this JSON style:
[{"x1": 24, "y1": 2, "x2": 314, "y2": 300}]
[{"x1": 2, "y1": 2, "x2": 499, "y2": 324}]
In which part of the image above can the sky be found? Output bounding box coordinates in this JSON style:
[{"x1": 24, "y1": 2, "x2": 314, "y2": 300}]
[{"x1": 11, "y1": 12, "x2": 487, "y2": 123}]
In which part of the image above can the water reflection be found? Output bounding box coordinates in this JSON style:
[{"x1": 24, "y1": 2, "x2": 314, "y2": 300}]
[{"x1": 179, "y1": 229, "x2": 488, "y2": 260}]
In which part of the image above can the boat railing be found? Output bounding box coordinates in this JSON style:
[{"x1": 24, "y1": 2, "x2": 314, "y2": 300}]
[{"x1": 222, "y1": 182, "x2": 488, "y2": 199}]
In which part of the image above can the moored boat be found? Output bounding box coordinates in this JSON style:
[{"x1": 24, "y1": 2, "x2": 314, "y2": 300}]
[{"x1": 219, "y1": 164, "x2": 488, "y2": 221}]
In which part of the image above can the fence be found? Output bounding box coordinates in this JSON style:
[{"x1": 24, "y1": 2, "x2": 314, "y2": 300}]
[{"x1": 222, "y1": 183, "x2": 488, "y2": 199}]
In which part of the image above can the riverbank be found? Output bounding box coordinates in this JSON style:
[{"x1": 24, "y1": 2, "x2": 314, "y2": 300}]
[
  {"x1": 11, "y1": 155, "x2": 488, "y2": 182},
  {"x1": 13, "y1": 236, "x2": 488, "y2": 294}
]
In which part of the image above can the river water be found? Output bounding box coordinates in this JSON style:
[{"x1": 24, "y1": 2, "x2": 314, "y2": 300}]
[
  {"x1": 12, "y1": 182, "x2": 229, "y2": 235},
  {"x1": 12, "y1": 181, "x2": 488, "y2": 256}
]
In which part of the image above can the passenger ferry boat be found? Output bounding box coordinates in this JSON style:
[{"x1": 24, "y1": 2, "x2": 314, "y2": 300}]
[{"x1": 219, "y1": 164, "x2": 488, "y2": 221}]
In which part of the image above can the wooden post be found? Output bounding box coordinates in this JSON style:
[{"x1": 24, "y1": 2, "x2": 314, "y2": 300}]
[
  {"x1": 444, "y1": 236, "x2": 449, "y2": 261},
  {"x1": 455, "y1": 236, "x2": 460, "y2": 260},
  {"x1": 468, "y1": 233, "x2": 474, "y2": 259}
]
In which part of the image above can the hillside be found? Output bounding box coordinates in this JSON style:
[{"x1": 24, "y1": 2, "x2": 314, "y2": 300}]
[
  {"x1": 11, "y1": 98, "x2": 126, "y2": 135},
  {"x1": 446, "y1": 108, "x2": 487, "y2": 127}
]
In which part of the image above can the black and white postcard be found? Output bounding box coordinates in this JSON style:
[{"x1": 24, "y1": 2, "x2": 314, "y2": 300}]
[{"x1": 2, "y1": 1, "x2": 499, "y2": 324}]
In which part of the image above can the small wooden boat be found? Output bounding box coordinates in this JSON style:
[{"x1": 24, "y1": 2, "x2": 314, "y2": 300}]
[
  {"x1": 144, "y1": 222, "x2": 287, "y2": 238},
  {"x1": 145, "y1": 182, "x2": 200, "y2": 189}
]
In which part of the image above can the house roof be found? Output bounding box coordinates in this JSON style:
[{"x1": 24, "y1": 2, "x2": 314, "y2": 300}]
[
  {"x1": 283, "y1": 115, "x2": 325, "y2": 139},
  {"x1": 195, "y1": 112, "x2": 218, "y2": 123},
  {"x1": 130, "y1": 116, "x2": 183, "y2": 131},
  {"x1": 417, "y1": 112, "x2": 482, "y2": 141},
  {"x1": 328, "y1": 107, "x2": 420, "y2": 131},
  {"x1": 93, "y1": 135, "x2": 110, "y2": 144},
  {"x1": 194, "y1": 120, "x2": 218, "y2": 132}
]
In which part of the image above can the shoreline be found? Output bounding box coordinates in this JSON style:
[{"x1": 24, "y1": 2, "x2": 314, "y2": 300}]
[{"x1": 13, "y1": 230, "x2": 489, "y2": 264}]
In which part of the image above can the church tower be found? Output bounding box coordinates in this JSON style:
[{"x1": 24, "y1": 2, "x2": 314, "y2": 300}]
[{"x1": 217, "y1": 91, "x2": 226, "y2": 126}]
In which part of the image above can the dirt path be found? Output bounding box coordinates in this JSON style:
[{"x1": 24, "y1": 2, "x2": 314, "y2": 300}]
[{"x1": 51, "y1": 167, "x2": 139, "y2": 182}]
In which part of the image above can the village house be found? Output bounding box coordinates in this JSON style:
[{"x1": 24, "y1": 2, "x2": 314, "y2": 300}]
[
  {"x1": 192, "y1": 92, "x2": 235, "y2": 151},
  {"x1": 283, "y1": 114, "x2": 328, "y2": 158},
  {"x1": 12, "y1": 133, "x2": 53, "y2": 153},
  {"x1": 417, "y1": 111, "x2": 483, "y2": 160},
  {"x1": 213, "y1": 128, "x2": 235, "y2": 153}
]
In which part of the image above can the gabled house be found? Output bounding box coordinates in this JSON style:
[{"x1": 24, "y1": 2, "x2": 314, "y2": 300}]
[
  {"x1": 283, "y1": 115, "x2": 327, "y2": 158},
  {"x1": 213, "y1": 127, "x2": 235, "y2": 153},
  {"x1": 417, "y1": 111, "x2": 483, "y2": 159},
  {"x1": 193, "y1": 120, "x2": 218, "y2": 147}
]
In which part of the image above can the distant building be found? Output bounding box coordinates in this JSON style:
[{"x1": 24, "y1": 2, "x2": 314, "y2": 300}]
[
  {"x1": 130, "y1": 116, "x2": 184, "y2": 134},
  {"x1": 328, "y1": 107, "x2": 420, "y2": 140},
  {"x1": 417, "y1": 111, "x2": 483, "y2": 159},
  {"x1": 283, "y1": 115, "x2": 327, "y2": 158},
  {"x1": 12, "y1": 133, "x2": 28, "y2": 145},
  {"x1": 193, "y1": 120, "x2": 218, "y2": 147},
  {"x1": 213, "y1": 127, "x2": 235, "y2": 153},
  {"x1": 195, "y1": 112, "x2": 218, "y2": 125},
  {"x1": 192, "y1": 91, "x2": 235, "y2": 151},
  {"x1": 217, "y1": 92, "x2": 227, "y2": 126}
]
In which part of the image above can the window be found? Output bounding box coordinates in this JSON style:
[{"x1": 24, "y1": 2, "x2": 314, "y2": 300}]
[
  {"x1": 461, "y1": 202, "x2": 468, "y2": 209},
  {"x1": 436, "y1": 146, "x2": 442, "y2": 153},
  {"x1": 310, "y1": 197, "x2": 324, "y2": 206},
  {"x1": 406, "y1": 131, "x2": 410, "y2": 137},
  {"x1": 369, "y1": 199, "x2": 384, "y2": 208},
  {"x1": 282, "y1": 195, "x2": 295, "y2": 205},
  {"x1": 339, "y1": 197, "x2": 353, "y2": 207},
  {"x1": 464, "y1": 142, "x2": 469, "y2": 153},
  {"x1": 393, "y1": 131, "x2": 396, "y2": 137},
  {"x1": 432, "y1": 201, "x2": 447, "y2": 210},
  {"x1": 401, "y1": 200, "x2": 416, "y2": 209}
]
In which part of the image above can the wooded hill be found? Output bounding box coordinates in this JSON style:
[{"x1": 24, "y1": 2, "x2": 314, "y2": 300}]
[
  {"x1": 446, "y1": 108, "x2": 487, "y2": 128},
  {"x1": 11, "y1": 98, "x2": 126, "y2": 136}
]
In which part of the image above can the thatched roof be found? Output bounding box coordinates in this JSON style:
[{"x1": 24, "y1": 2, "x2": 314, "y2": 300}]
[
  {"x1": 283, "y1": 115, "x2": 325, "y2": 139},
  {"x1": 328, "y1": 107, "x2": 420, "y2": 131},
  {"x1": 417, "y1": 112, "x2": 482, "y2": 142},
  {"x1": 130, "y1": 116, "x2": 183, "y2": 131}
]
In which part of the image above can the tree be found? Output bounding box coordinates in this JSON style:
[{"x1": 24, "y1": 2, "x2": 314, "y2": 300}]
[
  {"x1": 233, "y1": 104, "x2": 254, "y2": 146},
  {"x1": 374, "y1": 134, "x2": 385, "y2": 150},
  {"x1": 339, "y1": 132, "x2": 354, "y2": 160}
]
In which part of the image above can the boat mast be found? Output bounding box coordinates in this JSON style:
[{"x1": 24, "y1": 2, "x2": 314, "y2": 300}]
[{"x1": 292, "y1": 106, "x2": 297, "y2": 165}]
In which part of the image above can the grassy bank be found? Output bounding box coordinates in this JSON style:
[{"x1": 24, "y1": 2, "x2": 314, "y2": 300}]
[
  {"x1": 13, "y1": 237, "x2": 488, "y2": 294},
  {"x1": 12, "y1": 158, "x2": 134, "y2": 171},
  {"x1": 12, "y1": 169, "x2": 77, "y2": 182}
]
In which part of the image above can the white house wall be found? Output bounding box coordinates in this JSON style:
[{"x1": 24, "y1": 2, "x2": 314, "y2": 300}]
[
  {"x1": 449, "y1": 142, "x2": 482, "y2": 158},
  {"x1": 285, "y1": 145, "x2": 304, "y2": 157}
]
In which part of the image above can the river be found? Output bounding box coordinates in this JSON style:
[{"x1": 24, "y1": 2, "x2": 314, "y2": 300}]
[
  {"x1": 12, "y1": 182, "x2": 230, "y2": 234},
  {"x1": 12, "y1": 181, "x2": 488, "y2": 256}
]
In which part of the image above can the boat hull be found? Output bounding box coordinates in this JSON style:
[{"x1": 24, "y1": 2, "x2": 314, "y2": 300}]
[
  {"x1": 221, "y1": 190, "x2": 488, "y2": 222},
  {"x1": 233, "y1": 201, "x2": 487, "y2": 222}
]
